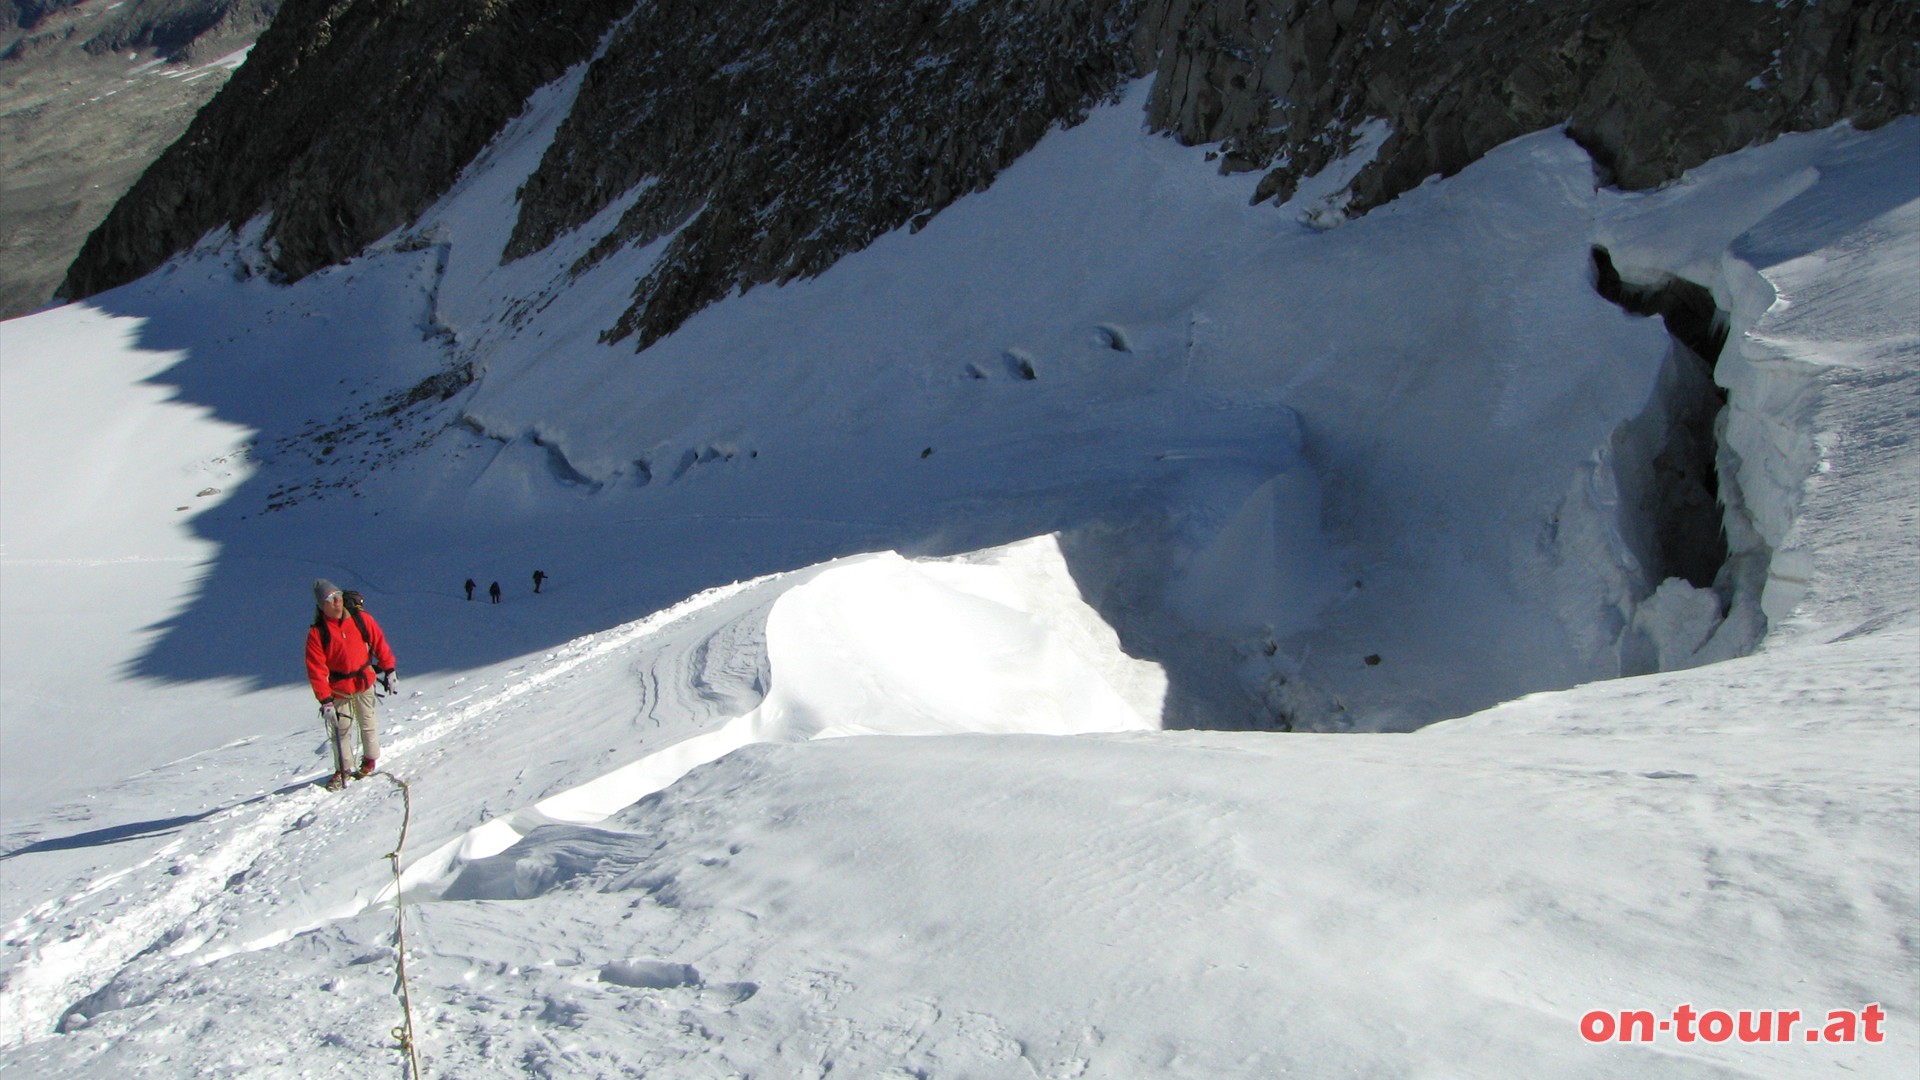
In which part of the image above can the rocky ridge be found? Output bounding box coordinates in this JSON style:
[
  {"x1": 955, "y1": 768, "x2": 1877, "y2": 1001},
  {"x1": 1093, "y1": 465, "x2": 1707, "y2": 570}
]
[
  {"x1": 508, "y1": 0, "x2": 1143, "y2": 349},
  {"x1": 57, "y1": 0, "x2": 631, "y2": 302},
  {"x1": 1143, "y1": 0, "x2": 1917, "y2": 215},
  {"x1": 57, "y1": 0, "x2": 1918, "y2": 346}
]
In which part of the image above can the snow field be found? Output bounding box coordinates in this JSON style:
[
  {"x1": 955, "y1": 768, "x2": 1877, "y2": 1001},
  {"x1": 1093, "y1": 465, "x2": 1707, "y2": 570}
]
[{"x1": 10, "y1": 635, "x2": 1910, "y2": 1076}]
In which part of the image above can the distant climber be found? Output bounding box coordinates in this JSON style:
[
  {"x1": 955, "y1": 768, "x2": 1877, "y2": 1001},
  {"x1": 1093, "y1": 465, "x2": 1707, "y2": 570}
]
[
  {"x1": 305, "y1": 580, "x2": 398, "y2": 790},
  {"x1": 489, "y1": 581, "x2": 502, "y2": 604},
  {"x1": 464, "y1": 578, "x2": 476, "y2": 601},
  {"x1": 533, "y1": 569, "x2": 547, "y2": 594}
]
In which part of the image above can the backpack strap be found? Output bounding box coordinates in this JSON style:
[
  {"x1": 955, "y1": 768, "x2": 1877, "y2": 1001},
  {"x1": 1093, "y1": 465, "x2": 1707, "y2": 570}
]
[{"x1": 314, "y1": 608, "x2": 377, "y2": 678}]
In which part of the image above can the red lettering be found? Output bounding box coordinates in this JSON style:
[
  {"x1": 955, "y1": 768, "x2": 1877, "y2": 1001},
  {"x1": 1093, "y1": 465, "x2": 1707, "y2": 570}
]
[
  {"x1": 1673, "y1": 1003, "x2": 1699, "y2": 1043},
  {"x1": 1576, "y1": 1004, "x2": 1875, "y2": 1045}
]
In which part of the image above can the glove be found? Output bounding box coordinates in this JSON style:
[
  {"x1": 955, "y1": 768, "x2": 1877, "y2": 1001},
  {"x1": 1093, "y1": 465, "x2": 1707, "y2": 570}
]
[
  {"x1": 379, "y1": 670, "x2": 398, "y2": 695},
  {"x1": 320, "y1": 700, "x2": 338, "y2": 725}
]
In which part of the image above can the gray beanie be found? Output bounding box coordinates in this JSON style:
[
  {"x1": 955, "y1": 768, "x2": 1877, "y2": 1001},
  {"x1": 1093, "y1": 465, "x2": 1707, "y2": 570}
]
[{"x1": 314, "y1": 579, "x2": 342, "y2": 605}]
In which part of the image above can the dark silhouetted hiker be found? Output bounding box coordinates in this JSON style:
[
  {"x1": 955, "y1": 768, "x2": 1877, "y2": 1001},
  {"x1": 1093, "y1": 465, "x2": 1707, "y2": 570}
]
[
  {"x1": 464, "y1": 578, "x2": 476, "y2": 601},
  {"x1": 533, "y1": 569, "x2": 547, "y2": 594},
  {"x1": 305, "y1": 580, "x2": 398, "y2": 790},
  {"x1": 489, "y1": 581, "x2": 502, "y2": 604}
]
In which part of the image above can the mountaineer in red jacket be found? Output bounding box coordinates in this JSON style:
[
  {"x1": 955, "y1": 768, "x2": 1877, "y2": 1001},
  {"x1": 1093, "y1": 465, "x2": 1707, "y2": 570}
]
[{"x1": 305, "y1": 579, "x2": 398, "y2": 790}]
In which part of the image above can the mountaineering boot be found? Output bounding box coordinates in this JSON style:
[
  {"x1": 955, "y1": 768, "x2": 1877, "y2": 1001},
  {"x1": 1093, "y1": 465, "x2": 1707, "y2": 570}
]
[
  {"x1": 326, "y1": 770, "x2": 350, "y2": 791},
  {"x1": 356, "y1": 757, "x2": 377, "y2": 779}
]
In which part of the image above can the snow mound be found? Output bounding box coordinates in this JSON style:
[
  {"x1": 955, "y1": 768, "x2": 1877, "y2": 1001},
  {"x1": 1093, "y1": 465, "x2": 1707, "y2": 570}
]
[
  {"x1": 410, "y1": 535, "x2": 1162, "y2": 897},
  {"x1": 746, "y1": 538, "x2": 1165, "y2": 741}
]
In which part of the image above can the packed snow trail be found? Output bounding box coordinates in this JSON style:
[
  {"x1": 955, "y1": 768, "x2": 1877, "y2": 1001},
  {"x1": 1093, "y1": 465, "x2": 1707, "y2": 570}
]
[
  {"x1": 0, "y1": 791, "x2": 318, "y2": 1046},
  {"x1": 0, "y1": 571, "x2": 773, "y2": 1046}
]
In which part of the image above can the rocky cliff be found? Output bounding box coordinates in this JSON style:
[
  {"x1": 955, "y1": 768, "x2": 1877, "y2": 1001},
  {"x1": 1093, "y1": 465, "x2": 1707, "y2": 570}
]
[
  {"x1": 507, "y1": 0, "x2": 1142, "y2": 349},
  {"x1": 1140, "y1": 0, "x2": 1917, "y2": 214},
  {"x1": 58, "y1": 0, "x2": 1917, "y2": 345},
  {"x1": 56, "y1": 0, "x2": 631, "y2": 301}
]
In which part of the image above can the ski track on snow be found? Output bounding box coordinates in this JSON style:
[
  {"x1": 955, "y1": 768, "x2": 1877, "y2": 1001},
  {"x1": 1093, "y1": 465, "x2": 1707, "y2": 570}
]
[
  {"x1": 0, "y1": 574, "x2": 772, "y2": 1048},
  {"x1": 0, "y1": 799, "x2": 312, "y2": 1046}
]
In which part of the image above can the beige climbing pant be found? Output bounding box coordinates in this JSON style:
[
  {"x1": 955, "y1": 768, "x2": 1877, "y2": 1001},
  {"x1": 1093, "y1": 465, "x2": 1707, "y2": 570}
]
[{"x1": 330, "y1": 687, "x2": 380, "y2": 768}]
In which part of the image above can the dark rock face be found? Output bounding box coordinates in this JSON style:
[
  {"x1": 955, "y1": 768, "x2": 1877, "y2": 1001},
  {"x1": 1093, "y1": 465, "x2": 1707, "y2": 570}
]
[
  {"x1": 1138, "y1": 0, "x2": 1918, "y2": 212},
  {"x1": 58, "y1": 0, "x2": 1915, "y2": 342},
  {"x1": 508, "y1": 0, "x2": 1143, "y2": 349},
  {"x1": 58, "y1": 0, "x2": 630, "y2": 302}
]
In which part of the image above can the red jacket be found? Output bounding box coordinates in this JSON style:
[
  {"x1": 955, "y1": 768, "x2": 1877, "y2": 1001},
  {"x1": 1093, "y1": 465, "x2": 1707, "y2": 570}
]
[{"x1": 305, "y1": 610, "x2": 397, "y2": 701}]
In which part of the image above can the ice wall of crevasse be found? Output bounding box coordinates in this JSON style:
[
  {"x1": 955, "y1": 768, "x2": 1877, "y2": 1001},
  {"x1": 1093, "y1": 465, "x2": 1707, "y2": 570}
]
[
  {"x1": 1709, "y1": 224, "x2": 1844, "y2": 613},
  {"x1": 1588, "y1": 245, "x2": 1747, "y2": 676},
  {"x1": 1134, "y1": 214, "x2": 1823, "y2": 730},
  {"x1": 1587, "y1": 144, "x2": 1890, "y2": 660},
  {"x1": 1512, "y1": 116, "x2": 1916, "y2": 686}
]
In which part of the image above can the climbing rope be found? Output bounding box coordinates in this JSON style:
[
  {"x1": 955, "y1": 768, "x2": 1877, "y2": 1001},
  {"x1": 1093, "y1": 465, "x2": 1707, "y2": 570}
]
[{"x1": 373, "y1": 771, "x2": 426, "y2": 1079}]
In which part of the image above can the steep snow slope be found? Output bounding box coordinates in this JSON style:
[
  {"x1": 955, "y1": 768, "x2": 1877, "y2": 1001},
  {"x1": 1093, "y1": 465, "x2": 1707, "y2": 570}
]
[
  {"x1": 0, "y1": 70, "x2": 1915, "y2": 1079},
  {"x1": 11, "y1": 77, "x2": 1870, "y2": 753}
]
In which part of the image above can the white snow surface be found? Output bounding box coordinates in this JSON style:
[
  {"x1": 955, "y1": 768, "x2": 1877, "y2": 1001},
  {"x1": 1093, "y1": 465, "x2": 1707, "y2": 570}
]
[{"x1": 0, "y1": 67, "x2": 1915, "y2": 1077}]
